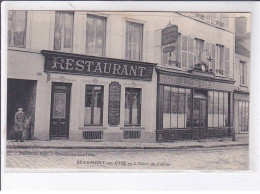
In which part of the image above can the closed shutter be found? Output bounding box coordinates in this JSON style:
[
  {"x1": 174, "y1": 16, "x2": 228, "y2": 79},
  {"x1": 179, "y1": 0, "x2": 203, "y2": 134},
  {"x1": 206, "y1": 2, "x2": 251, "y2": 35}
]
[
  {"x1": 177, "y1": 34, "x2": 182, "y2": 66},
  {"x1": 181, "y1": 35, "x2": 188, "y2": 68},
  {"x1": 188, "y1": 37, "x2": 195, "y2": 68},
  {"x1": 205, "y1": 42, "x2": 210, "y2": 67},
  {"x1": 224, "y1": 47, "x2": 230, "y2": 75},
  {"x1": 210, "y1": 43, "x2": 216, "y2": 72}
]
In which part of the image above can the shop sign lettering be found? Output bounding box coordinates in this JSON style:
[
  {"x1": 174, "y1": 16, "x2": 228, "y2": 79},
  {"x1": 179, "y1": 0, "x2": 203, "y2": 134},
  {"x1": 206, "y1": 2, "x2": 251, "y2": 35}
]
[
  {"x1": 41, "y1": 50, "x2": 156, "y2": 81},
  {"x1": 159, "y1": 74, "x2": 233, "y2": 92}
]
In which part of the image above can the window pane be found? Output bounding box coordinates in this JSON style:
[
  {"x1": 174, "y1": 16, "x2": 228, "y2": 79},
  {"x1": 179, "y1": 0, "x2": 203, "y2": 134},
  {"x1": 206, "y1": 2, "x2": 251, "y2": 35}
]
[
  {"x1": 239, "y1": 101, "x2": 243, "y2": 132},
  {"x1": 63, "y1": 12, "x2": 74, "y2": 49},
  {"x1": 224, "y1": 93, "x2": 229, "y2": 127},
  {"x1": 84, "y1": 85, "x2": 103, "y2": 125},
  {"x1": 163, "y1": 86, "x2": 171, "y2": 128},
  {"x1": 54, "y1": 12, "x2": 62, "y2": 50},
  {"x1": 208, "y1": 91, "x2": 214, "y2": 127},
  {"x1": 178, "y1": 88, "x2": 185, "y2": 128},
  {"x1": 124, "y1": 90, "x2": 131, "y2": 125},
  {"x1": 170, "y1": 87, "x2": 178, "y2": 128},
  {"x1": 131, "y1": 90, "x2": 140, "y2": 125},
  {"x1": 13, "y1": 11, "x2": 27, "y2": 47},
  {"x1": 185, "y1": 89, "x2": 192, "y2": 128},
  {"x1": 213, "y1": 92, "x2": 219, "y2": 127},
  {"x1": 126, "y1": 21, "x2": 143, "y2": 61},
  {"x1": 218, "y1": 92, "x2": 224, "y2": 127}
]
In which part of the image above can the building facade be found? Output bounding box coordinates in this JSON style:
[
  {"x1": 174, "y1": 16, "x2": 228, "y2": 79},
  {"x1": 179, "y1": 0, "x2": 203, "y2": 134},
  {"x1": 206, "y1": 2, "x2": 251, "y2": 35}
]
[
  {"x1": 7, "y1": 11, "x2": 236, "y2": 142},
  {"x1": 233, "y1": 16, "x2": 250, "y2": 142}
]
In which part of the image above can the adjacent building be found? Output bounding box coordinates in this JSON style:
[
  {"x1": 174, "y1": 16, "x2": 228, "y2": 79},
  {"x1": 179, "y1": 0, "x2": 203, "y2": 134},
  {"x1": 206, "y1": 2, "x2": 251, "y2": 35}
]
[
  {"x1": 233, "y1": 16, "x2": 250, "y2": 142},
  {"x1": 7, "y1": 11, "x2": 237, "y2": 142}
]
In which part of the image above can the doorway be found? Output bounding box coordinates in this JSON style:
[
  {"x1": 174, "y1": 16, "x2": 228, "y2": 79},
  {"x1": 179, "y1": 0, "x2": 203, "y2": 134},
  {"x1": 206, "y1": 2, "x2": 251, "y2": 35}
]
[
  {"x1": 7, "y1": 79, "x2": 37, "y2": 139},
  {"x1": 193, "y1": 89, "x2": 208, "y2": 139},
  {"x1": 50, "y1": 82, "x2": 71, "y2": 140}
]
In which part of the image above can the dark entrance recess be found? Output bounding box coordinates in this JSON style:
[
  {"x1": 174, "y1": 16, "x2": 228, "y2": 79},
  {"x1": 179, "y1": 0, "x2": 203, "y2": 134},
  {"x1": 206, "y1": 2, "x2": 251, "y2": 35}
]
[
  {"x1": 7, "y1": 79, "x2": 37, "y2": 139},
  {"x1": 50, "y1": 82, "x2": 71, "y2": 140},
  {"x1": 192, "y1": 90, "x2": 208, "y2": 139}
]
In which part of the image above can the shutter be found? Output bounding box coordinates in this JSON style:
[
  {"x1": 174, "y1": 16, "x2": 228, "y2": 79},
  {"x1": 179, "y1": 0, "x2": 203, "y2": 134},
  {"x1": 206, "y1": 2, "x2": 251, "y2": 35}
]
[
  {"x1": 205, "y1": 42, "x2": 210, "y2": 67},
  {"x1": 211, "y1": 43, "x2": 216, "y2": 72},
  {"x1": 177, "y1": 34, "x2": 181, "y2": 65},
  {"x1": 181, "y1": 35, "x2": 188, "y2": 68},
  {"x1": 224, "y1": 47, "x2": 230, "y2": 75},
  {"x1": 188, "y1": 37, "x2": 194, "y2": 68}
]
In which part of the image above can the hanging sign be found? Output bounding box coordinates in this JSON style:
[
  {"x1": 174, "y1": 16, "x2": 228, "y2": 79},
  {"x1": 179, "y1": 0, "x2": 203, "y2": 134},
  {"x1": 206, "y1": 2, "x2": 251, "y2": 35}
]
[{"x1": 161, "y1": 24, "x2": 178, "y2": 46}]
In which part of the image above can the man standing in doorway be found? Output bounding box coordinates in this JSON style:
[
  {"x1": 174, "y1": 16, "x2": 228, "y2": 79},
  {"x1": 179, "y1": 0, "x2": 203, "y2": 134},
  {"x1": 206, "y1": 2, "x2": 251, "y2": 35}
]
[{"x1": 14, "y1": 108, "x2": 26, "y2": 142}]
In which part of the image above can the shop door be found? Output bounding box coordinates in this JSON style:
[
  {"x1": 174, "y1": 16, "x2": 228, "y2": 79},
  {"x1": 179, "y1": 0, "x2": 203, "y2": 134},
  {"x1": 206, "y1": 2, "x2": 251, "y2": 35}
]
[
  {"x1": 50, "y1": 82, "x2": 71, "y2": 139},
  {"x1": 193, "y1": 98, "x2": 207, "y2": 139}
]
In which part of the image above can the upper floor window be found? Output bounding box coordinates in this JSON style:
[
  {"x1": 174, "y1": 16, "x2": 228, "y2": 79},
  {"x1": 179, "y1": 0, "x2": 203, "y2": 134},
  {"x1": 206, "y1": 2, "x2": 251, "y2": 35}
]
[
  {"x1": 195, "y1": 38, "x2": 205, "y2": 61},
  {"x1": 86, "y1": 15, "x2": 106, "y2": 57},
  {"x1": 216, "y1": 44, "x2": 230, "y2": 75},
  {"x1": 54, "y1": 11, "x2": 74, "y2": 52},
  {"x1": 240, "y1": 61, "x2": 247, "y2": 86},
  {"x1": 8, "y1": 11, "x2": 27, "y2": 47},
  {"x1": 125, "y1": 21, "x2": 143, "y2": 61}
]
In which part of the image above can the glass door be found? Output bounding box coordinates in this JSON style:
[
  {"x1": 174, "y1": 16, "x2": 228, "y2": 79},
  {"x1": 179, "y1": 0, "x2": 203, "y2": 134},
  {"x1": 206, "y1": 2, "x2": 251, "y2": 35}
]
[{"x1": 193, "y1": 98, "x2": 207, "y2": 139}]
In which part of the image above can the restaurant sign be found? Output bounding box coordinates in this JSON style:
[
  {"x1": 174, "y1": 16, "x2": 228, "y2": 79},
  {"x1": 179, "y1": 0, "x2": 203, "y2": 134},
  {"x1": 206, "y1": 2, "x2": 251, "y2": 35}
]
[
  {"x1": 161, "y1": 24, "x2": 178, "y2": 46},
  {"x1": 41, "y1": 50, "x2": 156, "y2": 81},
  {"x1": 159, "y1": 74, "x2": 234, "y2": 92}
]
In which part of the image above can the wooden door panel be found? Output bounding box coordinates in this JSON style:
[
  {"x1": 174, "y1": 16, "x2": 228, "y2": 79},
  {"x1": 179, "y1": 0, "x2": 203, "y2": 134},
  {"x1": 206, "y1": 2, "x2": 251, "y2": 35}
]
[{"x1": 50, "y1": 82, "x2": 71, "y2": 139}]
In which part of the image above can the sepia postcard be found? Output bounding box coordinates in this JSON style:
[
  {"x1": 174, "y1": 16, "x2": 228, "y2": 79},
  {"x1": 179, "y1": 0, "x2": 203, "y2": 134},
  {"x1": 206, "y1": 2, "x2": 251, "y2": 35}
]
[{"x1": 2, "y1": 3, "x2": 253, "y2": 174}]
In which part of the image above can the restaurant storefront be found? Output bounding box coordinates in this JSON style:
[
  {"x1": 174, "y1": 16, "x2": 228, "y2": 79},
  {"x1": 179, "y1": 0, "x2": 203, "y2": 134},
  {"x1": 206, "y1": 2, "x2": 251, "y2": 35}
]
[
  {"x1": 40, "y1": 50, "x2": 157, "y2": 142},
  {"x1": 156, "y1": 67, "x2": 235, "y2": 141}
]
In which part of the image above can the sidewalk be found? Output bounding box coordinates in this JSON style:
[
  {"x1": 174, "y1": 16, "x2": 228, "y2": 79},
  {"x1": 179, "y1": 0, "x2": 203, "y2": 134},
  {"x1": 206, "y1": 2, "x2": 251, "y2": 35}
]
[{"x1": 6, "y1": 138, "x2": 249, "y2": 150}]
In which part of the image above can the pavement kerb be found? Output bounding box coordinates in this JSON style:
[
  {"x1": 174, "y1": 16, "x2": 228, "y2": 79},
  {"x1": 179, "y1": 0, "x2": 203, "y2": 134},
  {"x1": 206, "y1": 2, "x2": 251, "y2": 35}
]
[{"x1": 6, "y1": 143, "x2": 249, "y2": 150}]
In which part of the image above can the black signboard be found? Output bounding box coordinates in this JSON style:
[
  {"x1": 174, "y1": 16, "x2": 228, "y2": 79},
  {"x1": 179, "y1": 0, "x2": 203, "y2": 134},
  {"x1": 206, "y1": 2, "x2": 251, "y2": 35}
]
[
  {"x1": 163, "y1": 45, "x2": 175, "y2": 53},
  {"x1": 161, "y1": 25, "x2": 178, "y2": 46},
  {"x1": 41, "y1": 50, "x2": 156, "y2": 81},
  {"x1": 108, "y1": 82, "x2": 121, "y2": 126}
]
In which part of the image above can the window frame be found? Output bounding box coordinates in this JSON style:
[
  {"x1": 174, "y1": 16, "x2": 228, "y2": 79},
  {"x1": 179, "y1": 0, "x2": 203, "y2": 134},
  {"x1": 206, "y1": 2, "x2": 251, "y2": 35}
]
[
  {"x1": 54, "y1": 11, "x2": 74, "y2": 52},
  {"x1": 125, "y1": 21, "x2": 144, "y2": 61},
  {"x1": 86, "y1": 14, "x2": 107, "y2": 57},
  {"x1": 8, "y1": 10, "x2": 28, "y2": 48},
  {"x1": 240, "y1": 60, "x2": 247, "y2": 86},
  {"x1": 84, "y1": 85, "x2": 104, "y2": 126},
  {"x1": 124, "y1": 88, "x2": 142, "y2": 126}
]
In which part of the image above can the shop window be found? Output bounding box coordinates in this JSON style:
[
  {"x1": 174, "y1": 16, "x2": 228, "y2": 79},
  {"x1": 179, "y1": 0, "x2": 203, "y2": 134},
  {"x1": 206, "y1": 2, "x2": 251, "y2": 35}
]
[
  {"x1": 163, "y1": 86, "x2": 191, "y2": 129},
  {"x1": 238, "y1": 101, "x2": 249, "y2": 132},
  {"x1": 86, "y1": 15, "x2": 106, "y2": 57},
  {"x1": 208, "y1": 91, "x2": 229, "y2": 128},
  {"x1": 240, "y1": 61, "x2": 247, "y2": 86},
  {"x1": 125, "y1": 88, "x2": 141, "y2": 126},
  {"x1": 54, "y1": 11, "x2": 74, "y2": 52},
  {"x1": 8, "y1": 11, "x2": 27, "y2": 47},
  {"x1": 125, "y1": 21, "x2": 143, "y2": 61},
  {"x1": 84, "y1": 85, "x2": 104, "y2": 125}
]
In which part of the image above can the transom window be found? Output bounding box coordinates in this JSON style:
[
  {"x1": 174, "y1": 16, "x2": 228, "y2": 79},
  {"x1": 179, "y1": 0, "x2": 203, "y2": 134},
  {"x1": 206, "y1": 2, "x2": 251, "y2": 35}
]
[
  {"x1": 86, "y1": 15, "x2": 106, "y2": 57},
  {"x1": 84, "y1": 85, "x2": 104, "y2": 126},
  {"x1": 54, "y1": 11, "x2": 74, "y2": 52},
  {"x1": 8, "y1": 11, "x2": 27, "y2": 47},
  {"x1": 125, "y1": 21, "x2": 143, "y2": 61}
]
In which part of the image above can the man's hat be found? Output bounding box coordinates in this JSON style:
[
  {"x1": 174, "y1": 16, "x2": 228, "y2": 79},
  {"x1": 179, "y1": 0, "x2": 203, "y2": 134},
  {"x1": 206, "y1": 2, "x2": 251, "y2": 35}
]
[{"x1": 18, "y1": 108, "x2": 23, "y2": 111}]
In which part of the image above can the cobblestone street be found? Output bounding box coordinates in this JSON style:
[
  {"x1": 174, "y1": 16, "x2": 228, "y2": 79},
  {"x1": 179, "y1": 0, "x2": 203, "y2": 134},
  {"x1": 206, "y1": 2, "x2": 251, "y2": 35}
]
[{"x1": 5, "y1": 146, "x2": 249, "y2": 171}]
